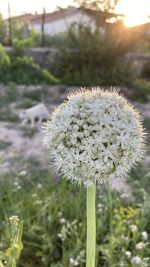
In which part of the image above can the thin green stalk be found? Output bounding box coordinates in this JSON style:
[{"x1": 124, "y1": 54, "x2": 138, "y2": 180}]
[
  {"x1": 106, "y1": 180, "x2": 113, "y2": 265},
  {"x1": 86, "y1": 184, "x2": 96, "y2": 267},
  {"x1": 107, "y1": 181, "x2": 113, "y2": 236}
]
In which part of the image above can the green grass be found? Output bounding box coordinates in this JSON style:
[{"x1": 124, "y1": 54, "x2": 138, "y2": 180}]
[
  {"x1": 143, "y1": 118, "x2": 150, "y2": 153},
  {"x1": 0, "y1": 164, "x2": 150, "y2": 267},
  {"x1": 0, "y1": 110, "x2": 18, "y2": 122},
  {"x1": 20, "y1": 127, "x2": 37, "y2": 138},
  {"x1": 0, "y1": 140, "x2": 12, "y2": 150},
  {"x1": 16, "y1": 98, "x2": 37, "y2": 109},
  {"x1": 131, "y1": 79, "x2": 150, "y2": 102}
]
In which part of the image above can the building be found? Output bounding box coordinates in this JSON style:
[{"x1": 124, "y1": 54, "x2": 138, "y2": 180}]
[
  {"x1": 29, "y1": 6, "x2": 96, "y2": 35},
  {"x1": 6, "y1": 6, "x2": 123, "y2": 37}
]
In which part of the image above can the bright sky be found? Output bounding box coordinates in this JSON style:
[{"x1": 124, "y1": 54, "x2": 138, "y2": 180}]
[
  {"x1": 0, "y1": 0, "x2": 75, "y2": 18},
  {"x1": 0, "y1": 0, "x2": 150, "y2": 27},
  {"x1": 117, "y1": 0, "x2": 150, "y2": 27}
]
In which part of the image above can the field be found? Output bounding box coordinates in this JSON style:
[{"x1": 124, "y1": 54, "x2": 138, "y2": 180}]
[{"x1": 0, "y1": 84, "x2": 150, "y2": 267}]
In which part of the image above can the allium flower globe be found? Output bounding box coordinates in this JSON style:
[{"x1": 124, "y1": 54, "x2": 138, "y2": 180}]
[{"x1": 43, "y1": 88, "x2": 145, "y2": 187}]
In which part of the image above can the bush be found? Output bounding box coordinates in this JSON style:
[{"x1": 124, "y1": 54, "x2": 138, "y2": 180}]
[
  {"x1": 131, "y1": 79, "x2": 150, "y2": 102},
  {"x1": 141, "y1": 61, "x2": 150, "y2": 79},
  {"x1": 0, "y1": 43, "x2": 60, "y2": 85},
  {"x1": 56, "y1": 24, "x2": 135, "y2": 86}
]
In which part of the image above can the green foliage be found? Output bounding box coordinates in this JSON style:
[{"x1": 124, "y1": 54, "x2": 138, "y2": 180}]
[
  {"x1": 131, "y1": 79, "x2": 150, "y2": 102},
  {"x1": 0, "y1": 43, "x2": 60, "y2": 85},
  {"x1": 0, "y1": 140, "x2": 12, "y2": 150},
  {"x1": 57, "y1": 24, "x2": 135, "y2": 86},
  {"x1": 75, "y1": 0, "x2": 119, "y2": 12},
  {"x1": 0, "y1": 14, "x2": 7, "y2": 45},
  {"x1": 33, "y1": 32, "x2": 69, "y2": 48},
  {"x1": 0, "y1": 165, "x2": 150, "y2": 267},
  {"x1": 16, "y1": 98, "x2": 37, "y2": 109},
  {"x1": 143, "y1": 118, "x2": 150, "y2": 154},
  {"x1": 0, "y1": 111, "x2": 18, "y2": 122},
  {"x1": 141, "y1": 61, "x2": 150, "y2": 79},
  {"x1": 0, "y1": 82, "x2": 18, "y2": 109},
  {"x1": 20, "y1": 127, "x2": 37, "y2": 138},
  {"x1": 0, "y1": 216, "x2": 23, "y2": 267}
]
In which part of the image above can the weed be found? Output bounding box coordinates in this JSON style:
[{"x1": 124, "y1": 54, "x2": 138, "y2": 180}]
[{"x1": 0, "y1": 140, "x2": 12, "y2": 150}]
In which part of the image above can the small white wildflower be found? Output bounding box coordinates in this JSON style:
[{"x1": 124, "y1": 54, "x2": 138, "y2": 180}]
[
  {"x1": 37, "y1": 183, "x2": 42, "y2": 189},
  {"x1": 18, "y1": 184, "x2": 22, "y2": 189},
  {"x1": 130, "y1": 225, "x2": 138, "y2": 233},
  {"x1": 136, "y1": 242, "x2": 146, "y2": 250},
  {"x1": 143, "y1": 258, "x2": 149, "y2": 263},
  {"x1": 57, "y1": 233, "x2": 62, "y2": 238},
  {"x1": 60, "y1": 218, "x2": 66, "y2": 224},
  {"x1": 131, "y1": 256, "x2": 142, "y2": 265},
  {"x1": 69, "y1": 258, "x2": 79, "y2": 266},
  {"x1": 69, "y1": 258, "x2": 74, "y2": 264},
  {"x1": 142, "y1": 231, "x2": 148, "y2": 241},
  {"x1": 19, "y1": 170, "x2": 27, "y2": 176},
  {"x1": 31, "y1": 193, "x2": 37, "y2": 198},
  {"x1": 58, "y1": 212, "x2": 62, "y2": 217},
  {"x1": 43, "y1": 88, "x2": 145, "y2": 187},
  {"x1": 35, "y1": 200, "x2": 42, "y2": 205},
  {"x1": 125, "y1": 251, "x2": 132, "y2": 259},
  {"x1": 9, "y1": 215, "x2": 19, "y2": 224}
]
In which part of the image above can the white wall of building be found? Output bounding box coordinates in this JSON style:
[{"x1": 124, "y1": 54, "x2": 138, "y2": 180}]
[{"x1": 30, "y1": 11, "x2": 96, "y2": 35}]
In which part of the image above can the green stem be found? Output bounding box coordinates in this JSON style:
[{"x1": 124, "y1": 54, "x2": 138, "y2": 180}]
[
  {"x1": 107, "y1": 181, "x2": 113, "y2": 236},
  {"x1": 106, "y1": 180, "x2": 113, "y2": 265},
  {"x1": 86, "y1": 185, "x2": 96, "y2": 267}
]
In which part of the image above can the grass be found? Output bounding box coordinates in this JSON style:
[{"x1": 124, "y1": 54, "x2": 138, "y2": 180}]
[
  {"x1": 0, "y1": 140, "x2": 12, "y2": 150},
  {"x1": 16, "y1": 98, "x2": 37, "y2": 109},
  {"x1": 20, "y1": 127, "x2": 38, "y2": 138},
  {"x1": 0, "y1": 110, "x2": 18, "y2": 122},
  {"x1": 143, "y1": 118, "x2": 150, "y2": 153},
  {"x1": 0, "y1": 164, "x2": 150, "y2": 267},
  {"x1": 131, "y1": 79, "x2": 150, "y2": 102}
]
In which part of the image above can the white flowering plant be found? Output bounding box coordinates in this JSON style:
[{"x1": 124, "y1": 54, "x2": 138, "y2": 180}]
[
  {"x1": 99, "y1": 206, "x2": 149, "y2": 266},
  {"x1": 43, "y1": 88, "x2": 145, "y2": 267}
]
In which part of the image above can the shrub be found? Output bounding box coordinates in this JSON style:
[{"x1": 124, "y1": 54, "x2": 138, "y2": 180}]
[
  {"x1": 131, "y1": 79, "x2": 150, "y2": 102},
  {"x1": 56, "y1": 24, "x2": 135, "y2": 86},
  {"x1": 141, "y1": 61, "x2": 150, "y2": 79},
  {"x1": 0, "y1": 43, "x2": 60, "y2": 85}
]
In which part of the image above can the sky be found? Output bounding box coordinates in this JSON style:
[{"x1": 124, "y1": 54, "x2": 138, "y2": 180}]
[
  {"x1": 0, "y1": 0, "x2": 75, "y2": 18},
  {"x1": 0, "y1": 0, "x2": 150, "y2": 27}
]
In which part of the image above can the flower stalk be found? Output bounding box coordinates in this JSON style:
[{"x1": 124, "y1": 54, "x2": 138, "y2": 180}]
[{"x1": 86, "y1": 185, "x2": 96, "y2": 267}]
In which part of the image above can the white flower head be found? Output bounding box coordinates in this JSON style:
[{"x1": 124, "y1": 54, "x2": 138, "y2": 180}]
[
  {"x1": 125, "y1": 251, "x2": 132, "y2": 258},
  {"x1": 43, "y1": 88, "x2": 145, "y2": 187},
  {"x1": 142, "y1": 231, "x2": 148, "y2": 241},
  {"x1": 136, "y1": 242, "x2": 146, "y2": 250},
  {"x1": 131, "y1": 256, "x2": 142, "y2": 265},
  {"x1": 130, "y1": 225, "x2": 138, "y2": 233}
]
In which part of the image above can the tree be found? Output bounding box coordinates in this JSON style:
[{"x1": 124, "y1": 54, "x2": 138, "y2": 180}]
[
  {"x1": 0, "y1": 14, "x2": 7, "y2": 45},
  {"x1": 74, "y1": 0, "x2": 119, "y2": 12},
  {"x1": 74, "y1": 0, "x2": 122, "y2": 27}
]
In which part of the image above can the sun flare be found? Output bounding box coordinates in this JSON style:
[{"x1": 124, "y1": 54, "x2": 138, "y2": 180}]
[{"x1": 117, "y1": 0, "x2": 150, "y2": 27}]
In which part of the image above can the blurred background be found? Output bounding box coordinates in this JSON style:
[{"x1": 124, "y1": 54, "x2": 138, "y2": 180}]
[{"x1": 0, "y1": 1, "x2": 150, "y2": 266}]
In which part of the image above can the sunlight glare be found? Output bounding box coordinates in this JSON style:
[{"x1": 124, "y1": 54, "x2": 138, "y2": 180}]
[{"x1": 117, "y1": 0, "x2": 150, "y2": 27}]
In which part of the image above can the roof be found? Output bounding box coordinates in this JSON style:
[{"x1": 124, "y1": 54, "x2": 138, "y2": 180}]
[
  {"x1": 5, "y1": 13, "x2": 34, "y2": 23},
  {"x1": 30, "y1": 6, "x2": 79, "y2": 25},
  {"x1": 5, "y1": 6, "x2": 124, "y2": 26}
]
